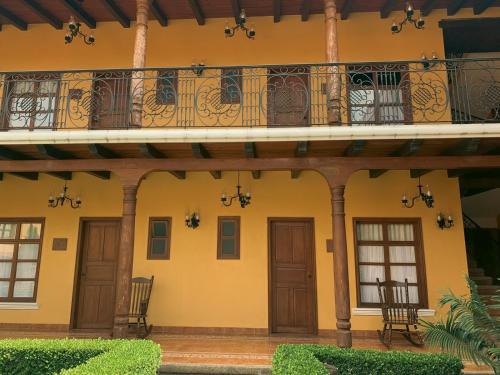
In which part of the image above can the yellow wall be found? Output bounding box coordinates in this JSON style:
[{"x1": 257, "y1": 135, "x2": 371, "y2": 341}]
[
  {"x1": 0, "y1": 170, "x2": 467, "y2": 331},
  {"x1": 1, "y1": 8, "x2": 500, "y2": 71}
]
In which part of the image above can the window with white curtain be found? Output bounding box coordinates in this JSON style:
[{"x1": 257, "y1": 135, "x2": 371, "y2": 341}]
[
  {"x1": 348, "y1": 67, "x2": 411, "y2": 125},
  {"x1": 0, "y1": 220, "x2": 44, "y2": 302},
  {"x1": 354, "y1": 219, "x2": 427, "y2": 308}
]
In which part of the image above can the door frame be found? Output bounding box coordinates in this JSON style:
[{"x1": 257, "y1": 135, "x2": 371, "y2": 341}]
[
  {"x1": 69, "y1": 217, "x2": 122, "y2": 330},
  {"x1": 267, "y1": 217, "x2": 318, "y2": 335}
]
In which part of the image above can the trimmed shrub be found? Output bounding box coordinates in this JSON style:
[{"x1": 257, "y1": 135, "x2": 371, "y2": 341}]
[
  {"x1": 0, "y1": 338, "x2": 161, "y2": 375},
  {"x1": 272, "y1": 344, "x2": 464, "y2": 375}
]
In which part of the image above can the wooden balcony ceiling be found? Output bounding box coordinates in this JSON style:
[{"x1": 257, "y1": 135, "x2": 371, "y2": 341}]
[{"x1": 0, "y1": 0, "x2": 499, "y2": 30}]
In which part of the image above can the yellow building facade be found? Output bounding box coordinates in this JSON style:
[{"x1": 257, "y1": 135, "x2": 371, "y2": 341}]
[{"x1": 0, "y1": 1, "x2": 498, "y2": 345}]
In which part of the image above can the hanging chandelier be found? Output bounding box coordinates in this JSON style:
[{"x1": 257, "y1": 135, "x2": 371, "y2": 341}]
[
  {"x1": 391, "y1": 3, "x2": 425, "y2": 34},
  {"x1": 224, "y1": 9, "x2": 255, "y2": 39},
  {"x1": 48, "y1": 183, "x2": 82, "y2": 209},
  {"x1": 65, "y1": 16, "x2": 95, "y2": 45},
  {"x1": 221, "y1": 172, "x2": 251, "y2": 208},
  {"x1": 401, "y1": 177, "x2": 434, "y2": 208},
  {"x1": 185, "y1": 212, "x2": 200, "y2": 229}
]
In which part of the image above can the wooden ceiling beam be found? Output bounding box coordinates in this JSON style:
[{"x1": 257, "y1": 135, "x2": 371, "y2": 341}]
[
  {"x1": 410, "y1": 169, "x2": 431, "y2": 178},
  {"x1": 343, "y1": 140, "x2": 366, "y2": 156},
  {"x1": 62, "y1": 0, "x2": 96, "y2": 29},
  {"x1": 191, "y1": 143, "x2": 221, "y2": 179},
  {"x1": 0, "y1": 173, "x2": 3, "y2": 181},
  {"x1": 88, "y1": 144, "x2": 121, "y2": 159},
  {"x1": 102, "y1": 0, "x2": 130, "y2": 28},
  {"x1": 151, "y1": 0, "x2": 168, "y2": 26},
  {"x1": 187, "y1": 0, "x2": 205, "y2": 25},
  {"x1": 301, "y1": 0, "x2": 311, "y2": 21},
  {"x1": 0, "y1": 5, "x2": 28, "y2": 30},
  {"x1": 473, "y1": 0, "x2": 495, "y2": 14},
  {"x1": 244, "y1": 142, "x2": 261, "y2": 180},
  {"x1": 273, "y1": 0, "x2": 281, "y2": 23},
  {"x1": 341, "y1": 0, "x2": 353, "y2": 20},
  {"x1": 421, "y1": 0, "x2": 438, "y2": 16},
  {"x1": 447, "y1": 0, "x2": 467, "y2": 15},
  {"x1": 370, "y1": 140, "x2": 424, "y2": 178},
  {"x1": 21, "y1": 0, "x2": 63, "y2": 29},
  {"x1": 37, "y1": 144, "x2": 109, "y2": 180},
  {"x1": 380, "y1": 0, "x2": 398, "y2": 19},
  {"x1": 139, "y1": 143, "x2": 185, "y2": 179},
  {"x1": 11, "y1": 172, "x2": 38, "y2": 181},
  {"x1": 291, "y1": 141, "x2": 308, "y2": 179},
  {"x1": 48, "y1": 172, "x2": 72, "y2": 180},
  {"x1": 443, "y1": 138, "x2": 481, "y2": 156},
  {"x1": 459, "y1": 175, "x2": 500, "y2": 190}
]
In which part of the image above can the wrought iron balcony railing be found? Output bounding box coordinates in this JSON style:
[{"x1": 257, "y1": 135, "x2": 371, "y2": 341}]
[{"x1": 0, "y1": 58, "x2": 498, "y2": 130}]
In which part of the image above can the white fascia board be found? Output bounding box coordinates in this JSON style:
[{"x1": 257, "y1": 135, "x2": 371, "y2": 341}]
[{"x1": 0, "y1": 124, "x2": 499, "y2": 145}]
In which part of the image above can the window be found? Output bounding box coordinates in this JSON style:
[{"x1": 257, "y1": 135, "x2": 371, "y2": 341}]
[
  {"x1": 348, "y1": 66, "x2": 411, "y2": 124},
  {"x1": 4, "y1": 76, "x2": 60, "y2": 130},
  {"x1": 156, "y1": 70, "x2": 178, "y2": 105},
  {"x1": 221, "y1": 69, "x2": 242, "y2": 104},
  {"x1": 217, "y1": 217, "x2": 240, "y2": 259},
  {"x1": 353, "y1": 219, "x2": 427, "y2": 308},
  {"x1": 0, "y1": 219, "x2": 44, "y2": 302},
  {"x1": 147, "y1": 218, "x2": 171, "y2": 260}
]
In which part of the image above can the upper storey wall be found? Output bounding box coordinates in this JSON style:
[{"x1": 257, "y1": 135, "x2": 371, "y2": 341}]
[{"x1": 0, "y1": 7, "x2": 499, "y2": 71}]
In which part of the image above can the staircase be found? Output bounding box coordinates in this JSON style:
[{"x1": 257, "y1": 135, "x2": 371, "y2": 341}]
[{"x1": 467, "y1": 256, "x2": 499, "y2": 317}]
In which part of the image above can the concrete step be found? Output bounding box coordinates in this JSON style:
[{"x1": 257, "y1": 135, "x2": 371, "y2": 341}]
[
  {"x1": 477, "y1": 285, "x2": 499, "y2": 296},
  {"x1": 468, "y1": 268, "x2": 485, "y2": 277},
  {"x1": 159, "y1": 364, "x2": 271, "y2": 375},
  {"x1": 470, "y1": 276, "x2": 494, "y2": 285}
]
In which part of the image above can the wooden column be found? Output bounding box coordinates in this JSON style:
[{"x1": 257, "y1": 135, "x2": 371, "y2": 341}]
[
  {"x1": 324, "y1": 0, "x2": 341, "y2": 124},
  {"x1": 319, "y1": 167, "x2": 353, "y2": 347},
  {"x1": 112, "y1": 170, "x2": 146, "y2": 338},
  {"x1": 131, "y1": 0, "x2": 151, "y2": 128}
]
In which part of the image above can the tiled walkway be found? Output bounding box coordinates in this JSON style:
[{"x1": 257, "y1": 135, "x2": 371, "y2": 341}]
[{"x1": 0, "y1": 330, "x2": 493, "y2": 373}]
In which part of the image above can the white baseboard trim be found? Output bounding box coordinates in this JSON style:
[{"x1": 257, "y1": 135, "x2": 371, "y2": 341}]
[
  {"x1": 352, "y1": 308, "x2": 435, "y2": 316},
  {"x1": 0, "y1": 302, "x2": 39, "y2": 310}
]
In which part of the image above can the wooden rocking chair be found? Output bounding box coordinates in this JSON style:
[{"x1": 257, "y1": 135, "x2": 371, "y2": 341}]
[
  {"x1": 376, "y1": 278, "x2": 424, "y2": 348},
  {"x1": 128, "y1": 276, "x2": 154, "y2": 338}
]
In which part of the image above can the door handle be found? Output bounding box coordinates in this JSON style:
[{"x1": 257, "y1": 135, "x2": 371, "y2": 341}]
[{"x1": 307, "y1": 273, "x2": 312, "y2": 279}]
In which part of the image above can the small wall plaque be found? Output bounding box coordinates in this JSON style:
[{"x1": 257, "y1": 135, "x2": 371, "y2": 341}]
[
  {"x1": 52, "y1": 238, "x2": 68, "y2": 251},
  {"x1": 326, "y1": 239, "x2": 334, "y2": 253}
]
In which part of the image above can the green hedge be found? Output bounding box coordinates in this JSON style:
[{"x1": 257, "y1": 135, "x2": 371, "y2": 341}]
[
  {"x1": 272, "y1": 344, "x2": 464, "y2": 375},
  {"x1": 0, "y1": 338, "x2": 161, "y2": 375}
]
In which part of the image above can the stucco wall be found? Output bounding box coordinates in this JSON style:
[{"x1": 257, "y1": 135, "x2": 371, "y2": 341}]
[{"x1": 0, "y1": 170, "x2": 468, "y2": 331}]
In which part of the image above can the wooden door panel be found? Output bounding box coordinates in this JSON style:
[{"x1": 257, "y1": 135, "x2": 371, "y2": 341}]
[
  {"x1": 270, "y1": 219, "x2": 317, "y2": 334},
  {"x1": 75, "y1": 220, "x2": 120, "y2": 330}
]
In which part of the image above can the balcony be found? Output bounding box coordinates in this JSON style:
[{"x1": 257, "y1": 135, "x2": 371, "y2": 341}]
[{"x1": 0, "y1": 58, "x2": 498, "y2": 131}]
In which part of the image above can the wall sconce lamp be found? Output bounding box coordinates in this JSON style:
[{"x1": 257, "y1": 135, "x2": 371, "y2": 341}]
[
  {"x1": 185, "y1": 212, "x2": 200, "y2": 229},
  {"x1": 437, "y1": 214, "x2": 454, "y2": 230},
  {"x1": 191, "y1": 61, "x2": 206, "y2": 77},
  {"x1": 48, "y1": 183, "x2": 81, "y2": 209},
  {"x1": 421, "y1": 52, "x2": 439, "y2": 70},
  {"x1": 391, "y1": 3, "x2": 425, "y2": 34},
  {"x1": 65, "y1": 16, "x2": 95, "y2": 45},
  {"x1": 401, "y1": 177, "x2": 434, "y2": 208}
]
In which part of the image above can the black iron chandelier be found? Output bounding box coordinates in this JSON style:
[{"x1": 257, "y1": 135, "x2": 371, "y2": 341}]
[
  {"x1": 48, "y1": 183, "x2": 82, "y2": 209},
  {"x1": 391, "y1": 3, "x2": 425, "y2": 34},
  {"x1": 224, "y1": 9, "x2": 255, "y2": 39},
  {"x1": 401, "y1": 177, "x2": 434, "y2": 208},
  {"x1": 65, "y1": 16, "x2": 95, "y2": 45},
  {"x1": 221, "y1": 172, "x2": 251, "y2": 208}
]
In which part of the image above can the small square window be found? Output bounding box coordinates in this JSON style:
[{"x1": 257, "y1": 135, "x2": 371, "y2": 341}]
[
  {"x1": 221, "y1": 69, "x2": 242, "y2": 104},
  {"x1": 156, "y1": 71, "x2": 178, "y2": 105},
  {"x1": 147, "y1": 218, "x2": 171, "y2": 260},
  {"x1": 217, "y1": 217, "x2": 240, "y2": 259}
]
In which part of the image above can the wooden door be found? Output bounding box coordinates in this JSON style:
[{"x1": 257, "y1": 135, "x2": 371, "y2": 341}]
[
  {"x1": 269, "y1": 219, "x2": 317, "y2": 334},
  {"x1": 90, "y1": 74, "x2": 131, "y2": 129},
  {"x1": 74, "y1": 220, "x2": 120, "y2": 329},
  {"x1": 267, "y1": 68, "x2": 310, "y2": 127}
]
